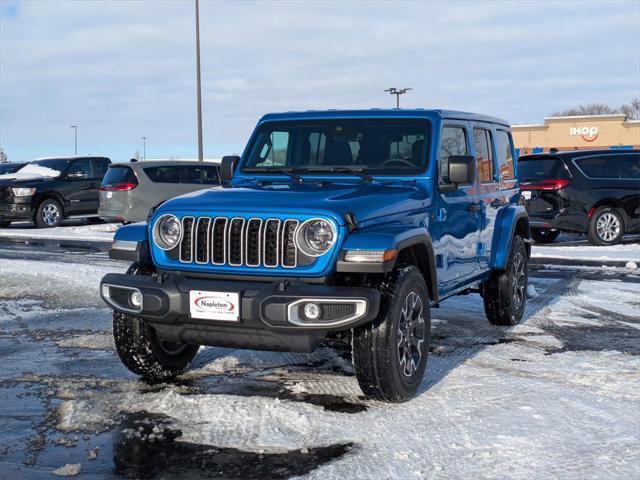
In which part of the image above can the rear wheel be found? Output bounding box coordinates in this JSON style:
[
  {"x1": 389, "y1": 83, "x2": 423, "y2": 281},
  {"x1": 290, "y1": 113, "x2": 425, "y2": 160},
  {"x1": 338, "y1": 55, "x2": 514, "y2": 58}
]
[
  {"x1": 588, "y1": 207, "x2": 624, "y2": 246},
  {"x1": 112, "y1": 263, "x2": 199, "y2": 380},
  {"x1": 482, "y1": 235, "x2": 528, "y2": 326},
  {"x1": 352, "y1": 265, "x2": 431, "y2": 402},
  {"x1": 35, "y1": 198, "x2": 63, "y2": 228},
  {"x1": 530, "y1": 228, "x2": 560, "y2": 244}
]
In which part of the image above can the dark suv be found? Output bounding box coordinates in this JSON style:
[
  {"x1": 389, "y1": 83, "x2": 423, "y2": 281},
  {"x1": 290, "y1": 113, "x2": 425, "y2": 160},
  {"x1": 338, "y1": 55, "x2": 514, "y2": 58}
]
[
  {"x1": 518, "y1": 149, "x2": 639, "y2": 245},
  {"x1": 0, "y1": 156, "x2": 111, "y2": 228}
]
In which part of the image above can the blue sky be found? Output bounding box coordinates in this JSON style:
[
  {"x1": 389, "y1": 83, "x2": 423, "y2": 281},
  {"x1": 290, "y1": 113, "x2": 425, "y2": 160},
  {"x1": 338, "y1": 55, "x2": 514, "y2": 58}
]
[{"x1": 0, "y1": 0, "x2": 638, "y2": 163}]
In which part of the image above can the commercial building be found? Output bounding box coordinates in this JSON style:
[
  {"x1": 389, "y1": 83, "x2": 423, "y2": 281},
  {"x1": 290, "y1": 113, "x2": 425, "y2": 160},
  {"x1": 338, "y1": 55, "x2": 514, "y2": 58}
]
[{"x1": 512, "y1": 114, "x2": 640, "y2": 156}]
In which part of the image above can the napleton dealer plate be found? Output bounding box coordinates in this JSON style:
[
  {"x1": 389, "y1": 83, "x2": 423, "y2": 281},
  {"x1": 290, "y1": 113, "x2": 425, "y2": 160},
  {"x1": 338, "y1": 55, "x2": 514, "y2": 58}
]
[{"x1": 189, "y1": 291, "x2": 240, "y2": 321}]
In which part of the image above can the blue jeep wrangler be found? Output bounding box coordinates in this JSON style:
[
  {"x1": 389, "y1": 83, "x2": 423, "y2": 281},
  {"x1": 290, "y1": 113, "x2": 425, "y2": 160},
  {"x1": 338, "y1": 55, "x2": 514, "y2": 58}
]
[{"x1": 101, "y1": 110, "x2": 530, "y2": 402}]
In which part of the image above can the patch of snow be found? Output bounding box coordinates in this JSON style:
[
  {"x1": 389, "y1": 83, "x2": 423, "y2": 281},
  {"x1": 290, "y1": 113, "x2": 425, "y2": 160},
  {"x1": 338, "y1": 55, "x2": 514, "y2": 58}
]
[
  {"x1": 52, "y1": 463, "x2": 81, "y2": 476},
  {"x1": 625, "y1": 261, "x2": 638, "y2": 270},
  {"x1": 57, "y1": 333, "x2": 114, "y2": 351},
  {"x1": 16, "y1": 164, "x2": 62, "y2": 178},
  {"x1": 527, "y1": 284, "x2": 539, "y2": 298}
]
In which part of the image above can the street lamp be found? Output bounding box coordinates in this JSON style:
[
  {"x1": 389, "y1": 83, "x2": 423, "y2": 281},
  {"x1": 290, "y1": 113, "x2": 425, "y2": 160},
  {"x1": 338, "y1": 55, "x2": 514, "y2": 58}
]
[
  {"x1": 384, "y1": 88, "x2": 412, "y2": 109},
  {"x1": 69, "y1": 125, "x2": 78, "y2": 155},
  {"x1": 195, "y1": 0, "x2": 204, "y2": 161},
  {"x1": 142, "y1": 136, "x2": 147, "y2": 160}
]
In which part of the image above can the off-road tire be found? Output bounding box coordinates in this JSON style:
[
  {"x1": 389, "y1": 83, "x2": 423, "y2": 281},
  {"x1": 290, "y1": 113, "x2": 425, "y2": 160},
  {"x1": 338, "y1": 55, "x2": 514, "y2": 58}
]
[
  {"x1": 482, "y1": 235, "x2": 528, "y2": 326},
  {"x1": 352, "y1": 265, "x2": 431, "y2": 402},
  {"x1": 35, "y1": 198, "x2": 63, "y2": 228},
  {"x1": 587, "y1": 206, "x2": 624, "y2": 246},
  {"x1": 530, "y1": 228, "x2": 560, "y2": 244},
  {"x1": 112, "y1": 263, "x2": 199, "y2": 380}
]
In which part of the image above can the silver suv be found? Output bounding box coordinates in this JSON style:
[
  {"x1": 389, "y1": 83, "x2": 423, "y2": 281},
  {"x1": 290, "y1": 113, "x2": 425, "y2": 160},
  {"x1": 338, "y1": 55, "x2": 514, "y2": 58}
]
[{"x1": 98, "y1": 160, "x2": 220, "y2": 223}]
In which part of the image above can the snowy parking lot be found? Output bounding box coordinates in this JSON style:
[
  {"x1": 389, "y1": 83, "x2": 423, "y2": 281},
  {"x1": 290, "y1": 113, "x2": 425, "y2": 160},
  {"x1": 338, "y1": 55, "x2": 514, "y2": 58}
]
[{"x1": 0, "y1": 236, "x2": 639, "y2": 479}]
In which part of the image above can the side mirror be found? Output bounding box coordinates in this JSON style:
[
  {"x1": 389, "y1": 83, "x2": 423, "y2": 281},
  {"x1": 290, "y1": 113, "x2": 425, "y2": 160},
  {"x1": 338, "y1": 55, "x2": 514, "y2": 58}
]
[
  {"x1": 220, "y1": 155, "x2": 239, "y2": 183},
  {"x1": 448, "y1": 155, "x2": 474, "y2": 184}
]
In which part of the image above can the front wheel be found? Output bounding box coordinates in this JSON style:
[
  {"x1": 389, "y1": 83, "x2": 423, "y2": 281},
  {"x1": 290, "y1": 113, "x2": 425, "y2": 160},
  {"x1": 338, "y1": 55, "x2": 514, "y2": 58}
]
[
  {"x1": 352, "y1": 265, "x2": 431, "y2": 402},
  {"x1": 35, "y1": 199, "x2": 63, "y2": 228},
  {"x1": 588, "y1": 207, "x2": 624, "y2": 246},
  {"x1": 481, "y1": 235, "x2": 528, "y2": 326},
  {"x1": 530, "y1": 228, "x2": 560, "y2": 244},
  {"x1": 112, "y1": 263, "x2": 199, "y2": 380}
]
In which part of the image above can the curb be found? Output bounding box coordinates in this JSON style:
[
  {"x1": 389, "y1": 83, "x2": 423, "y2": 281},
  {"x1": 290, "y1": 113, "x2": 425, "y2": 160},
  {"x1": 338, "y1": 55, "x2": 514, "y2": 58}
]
[
  {"x1": 529, "y1": 256, "x2": 635, "y2": 268},
  {"x1": 0, "y1": 236, "x2": 112, "y2": 252}
]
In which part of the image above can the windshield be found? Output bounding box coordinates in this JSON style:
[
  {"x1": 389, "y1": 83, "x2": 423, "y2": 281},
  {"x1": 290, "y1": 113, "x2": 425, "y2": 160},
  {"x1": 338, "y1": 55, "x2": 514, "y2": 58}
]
[
  {"x1": 518, "y1": 157, "x2": 570, "y2": 181},
  {"x1": 242, "y1": 119, "x2": 430, "y2": 176},
  {"x1": 17, "y1": 159, "x2": 70, "y2": 178}
]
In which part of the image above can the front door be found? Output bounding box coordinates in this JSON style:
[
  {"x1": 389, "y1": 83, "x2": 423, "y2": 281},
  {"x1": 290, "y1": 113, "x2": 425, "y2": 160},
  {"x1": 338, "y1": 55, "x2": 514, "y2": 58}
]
[{"x1": 433, "y1": 122, "x2": 481, "y2": 294}]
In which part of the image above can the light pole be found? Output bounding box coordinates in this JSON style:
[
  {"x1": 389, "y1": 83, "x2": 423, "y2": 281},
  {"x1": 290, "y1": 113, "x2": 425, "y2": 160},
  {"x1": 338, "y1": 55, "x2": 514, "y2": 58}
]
[
  {"x1": 195, "y1": 0, "x2": 204, "y2": 161},
  {"x1": 142, "y1": 136, "x2": 147, "y2": 160},
  {"x1": 69, "y1": 125, "x2": 78, "y2": 155},
  {"x1": 384, "y1": 88, "x2": 412, "y2": 108}
]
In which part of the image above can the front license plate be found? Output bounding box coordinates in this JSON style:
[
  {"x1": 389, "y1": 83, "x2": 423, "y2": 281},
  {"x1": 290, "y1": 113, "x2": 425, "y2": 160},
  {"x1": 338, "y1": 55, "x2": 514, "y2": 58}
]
[
  {"x1": 521, "y1": 190, "x2": 532, "y2": 200},
  {"x1": 189, "y1": 291, "x2": 240, "y2": 321}
]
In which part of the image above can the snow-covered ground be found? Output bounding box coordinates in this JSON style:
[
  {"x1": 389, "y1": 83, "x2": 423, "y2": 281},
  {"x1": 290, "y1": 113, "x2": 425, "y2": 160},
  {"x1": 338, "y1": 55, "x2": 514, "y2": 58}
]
[{"x1": 0, "y1": 248, "x2": 638, "y2": 479}]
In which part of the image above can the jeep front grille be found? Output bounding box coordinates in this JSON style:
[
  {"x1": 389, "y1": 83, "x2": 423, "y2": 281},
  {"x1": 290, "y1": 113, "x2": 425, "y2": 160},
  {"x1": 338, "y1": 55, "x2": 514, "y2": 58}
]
[{"x1": 179, "y1": 216, "x2": 300, "y2": 268}]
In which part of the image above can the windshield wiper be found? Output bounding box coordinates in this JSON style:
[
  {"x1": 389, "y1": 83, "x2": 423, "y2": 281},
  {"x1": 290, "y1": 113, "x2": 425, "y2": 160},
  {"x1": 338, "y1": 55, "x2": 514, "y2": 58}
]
[
  {"x1": 243, "y1": 167, "x2": 304, "y2": 184},
  {"x1": 305, "y1": 166, "x2": 374, "y2": 183}
]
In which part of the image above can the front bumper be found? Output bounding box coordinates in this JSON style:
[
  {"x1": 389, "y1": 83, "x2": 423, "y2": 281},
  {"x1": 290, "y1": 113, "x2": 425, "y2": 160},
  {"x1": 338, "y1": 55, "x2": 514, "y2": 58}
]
[
  {"x1": 100, "y1": 272, "x2": 380, "y2": 352},
  {"x1": 0, "y1": 202, "x2": 34, "y2": 221}
]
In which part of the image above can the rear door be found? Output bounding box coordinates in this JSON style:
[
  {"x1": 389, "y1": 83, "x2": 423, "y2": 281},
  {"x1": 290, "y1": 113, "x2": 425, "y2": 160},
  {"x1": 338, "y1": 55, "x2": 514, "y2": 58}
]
[
  {"x1": 99, "y1": 165, "x2": 139, "y2": 215},
  {"x1": 139, "y1": 165, "x2": 183, "y2": 214},
  {"x1": 433, "y1": 122, "x2": 481, "y2": 292},
  {"x1": 472, "y1": 124, "x2": 500, "y2": 271},
  {"x1": 617, "y1": 153, "x2": 640, "y2": 231},
  {"x1": 64, "y1": 158, "x2": 96, "y2": 213}
]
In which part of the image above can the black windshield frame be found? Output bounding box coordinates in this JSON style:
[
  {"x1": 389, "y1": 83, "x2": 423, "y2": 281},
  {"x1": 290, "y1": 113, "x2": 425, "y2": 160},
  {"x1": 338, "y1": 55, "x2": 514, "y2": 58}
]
[{"x1": 242, "y1": 118, "x2": 431, "y2": 176}]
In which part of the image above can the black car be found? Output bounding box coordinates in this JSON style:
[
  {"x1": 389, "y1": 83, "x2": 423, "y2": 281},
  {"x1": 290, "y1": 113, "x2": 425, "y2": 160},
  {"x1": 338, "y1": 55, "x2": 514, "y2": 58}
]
[
  {"x1": 0, "y1": 162, "x2": 28, "y2": 175},
  {"x1": 0, "y1": 156, "x2": 111, "y2": 228},
  {"x1": 518, "y1": 149, "x2": 640, "y2": 245}
]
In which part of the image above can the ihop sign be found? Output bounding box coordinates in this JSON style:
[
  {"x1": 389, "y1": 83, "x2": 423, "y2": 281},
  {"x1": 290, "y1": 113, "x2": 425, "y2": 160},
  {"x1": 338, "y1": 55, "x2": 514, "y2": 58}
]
[{"x1": 569, "y1": 126, "x2": 599, "y2": 142}]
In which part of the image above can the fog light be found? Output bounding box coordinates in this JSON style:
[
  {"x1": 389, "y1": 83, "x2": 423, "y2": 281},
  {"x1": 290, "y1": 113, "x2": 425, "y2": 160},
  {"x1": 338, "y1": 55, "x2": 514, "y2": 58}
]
[
  {"x1": 130, "y1": 291, "x2": 143, "y2": 309},
  {"x1": 303, "y1": 302, "x2": 321, "y2": 320}
]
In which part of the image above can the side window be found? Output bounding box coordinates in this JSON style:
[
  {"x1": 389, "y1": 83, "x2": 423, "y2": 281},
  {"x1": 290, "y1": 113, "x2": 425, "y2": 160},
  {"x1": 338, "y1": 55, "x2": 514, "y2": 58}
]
[
  {"x1": 619, "y1": 155, "x2": 640, "y2": 179},
  {"x1": 473, "y1": 128, "x2": 495, "y2": 183},
  {"x1": 257, "y1": 131, "x2": 289, "y2": 167},
  {"x1": 179, "y1": 166, "x2": 220, "y2": 184},
  {"x1": 575, "y1": 156, "x2": 618, "y2": 178},
  {"x1": 92, "y1": 159, "x2": 109, "y2": 178},
  {"x1": 495, "y1": 130, "x2": 515, "y2": 182},
  {"x1": 439, "y1": 126, "x2": 468, "y2": 183},
  {"x1": 144, "y1": 166, "x2": 180, "y2": 183},
  {"x1": 67, "y1": 159, "x2": 92, "y2": 178}
]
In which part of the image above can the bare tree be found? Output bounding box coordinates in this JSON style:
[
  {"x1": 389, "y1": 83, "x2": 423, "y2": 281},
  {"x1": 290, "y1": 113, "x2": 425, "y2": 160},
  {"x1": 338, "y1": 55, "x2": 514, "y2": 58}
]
[
  {"x1": 0, "y1": 149, "x2": 7, "y2": 163},
  {"x1": 551, "y1": 98, "x2": 639, "y2": 119},
  {"x1": 551, "y1": 103, "x2": 618, "y2": 117},
  {"x1": 620, "y1": 98, "x2": 640, "y2": 120}
]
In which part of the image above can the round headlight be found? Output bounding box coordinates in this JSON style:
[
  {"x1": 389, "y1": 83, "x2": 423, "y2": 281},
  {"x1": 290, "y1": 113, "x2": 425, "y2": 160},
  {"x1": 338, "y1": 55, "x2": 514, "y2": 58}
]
[
  {"x1": 297, "y1": 219, "x2": 336, "y2": 257},
  {"x1": 154, "y1": 214, "x2": 182, "y2": 250}
]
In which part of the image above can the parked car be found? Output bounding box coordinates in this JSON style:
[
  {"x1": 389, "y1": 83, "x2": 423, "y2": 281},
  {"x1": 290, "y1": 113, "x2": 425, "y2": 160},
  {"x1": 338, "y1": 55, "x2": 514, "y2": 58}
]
[
  {"x1": 98, "y1": 160, "x2": 221, "y2": 223},
  {"x1": 100, "y1": 109, "x2": 529, "y2": 402},
  {"x1": 518, "y1": 149, "x2": 640, "y2": 245},
  {"x1": 0, "y1": 162, "x2": 28, "y2": 176},
  {"x1": 0, "y1": 156, "x2": 111, "y2": 228}
]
